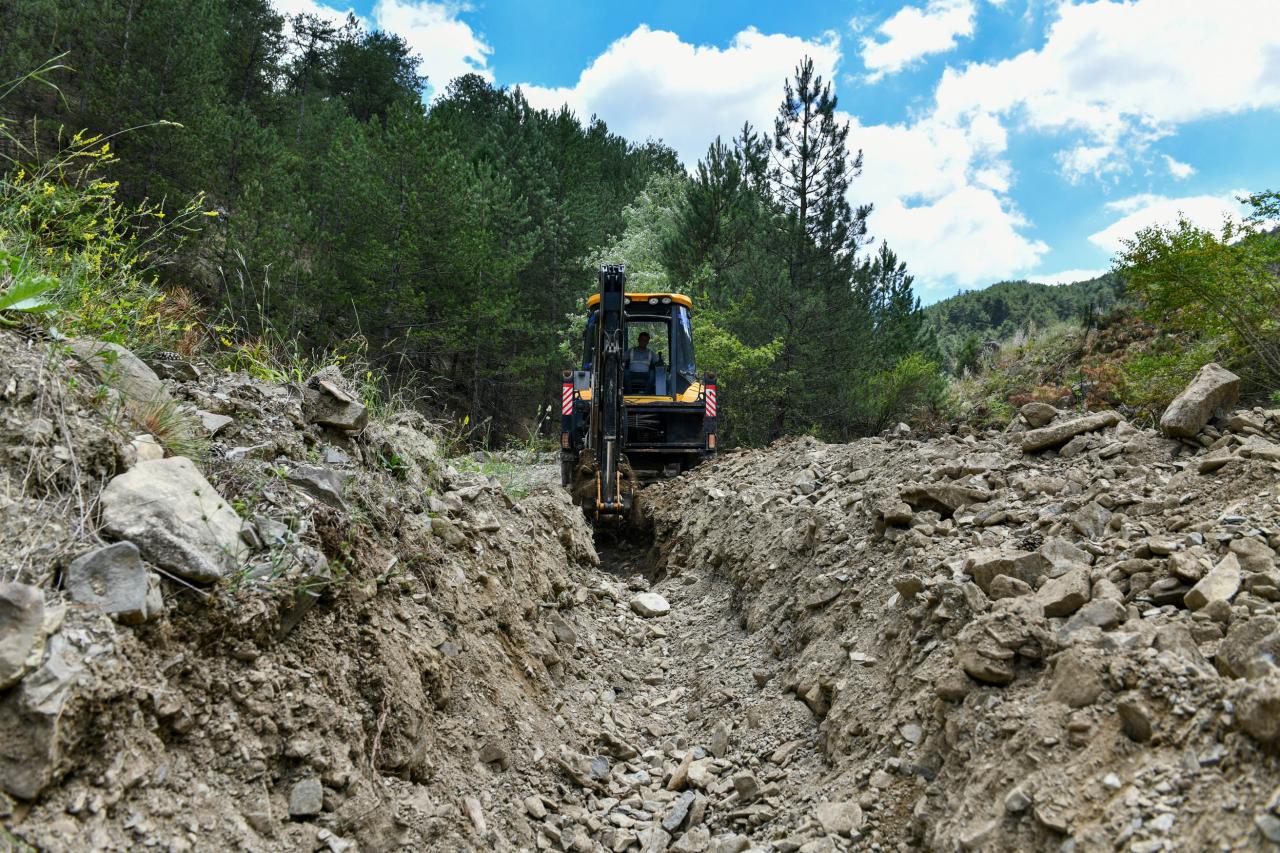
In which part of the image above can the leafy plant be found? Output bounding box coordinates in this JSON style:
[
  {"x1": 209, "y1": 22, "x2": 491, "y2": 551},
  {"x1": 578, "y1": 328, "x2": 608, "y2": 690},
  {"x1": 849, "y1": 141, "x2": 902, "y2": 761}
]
[
  {"x1": 0, "y1": 250, "x2": 57, "y2": 325},
  {"x1": 1115, "y1": 190, "x2": 1280, "y2": 387}
]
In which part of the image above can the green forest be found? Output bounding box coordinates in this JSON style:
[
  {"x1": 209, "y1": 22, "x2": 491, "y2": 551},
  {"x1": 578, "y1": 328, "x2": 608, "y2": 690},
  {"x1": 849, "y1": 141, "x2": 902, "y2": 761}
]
[
  {"x1": 925, "y1": 275, "x2": 1122, "y2": 374},
  {"x1": 0, "y1": 0, "x2": 939, "y2": 447},
  {"x1": 3, "y1": 1, "x2": 1277, "y2": 447}
]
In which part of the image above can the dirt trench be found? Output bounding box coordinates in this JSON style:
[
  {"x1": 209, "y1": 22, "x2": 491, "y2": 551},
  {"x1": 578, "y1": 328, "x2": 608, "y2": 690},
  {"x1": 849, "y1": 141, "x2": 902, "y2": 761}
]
[{"x1": 6, "y1": 328, "x2": 1280, "y2": 852}]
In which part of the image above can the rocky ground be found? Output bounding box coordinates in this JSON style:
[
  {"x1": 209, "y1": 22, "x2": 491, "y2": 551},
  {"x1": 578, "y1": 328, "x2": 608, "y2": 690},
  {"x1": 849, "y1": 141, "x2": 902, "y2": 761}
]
[{"x1": 3, "y1": 334, "x2": 1280, "y2": 852}]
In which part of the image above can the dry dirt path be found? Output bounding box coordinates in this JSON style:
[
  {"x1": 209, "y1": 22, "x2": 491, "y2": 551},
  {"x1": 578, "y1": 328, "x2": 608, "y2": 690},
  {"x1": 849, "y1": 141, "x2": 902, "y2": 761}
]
[{"x1": 498, "y1": 533, "x2": 873, "y2": 853}]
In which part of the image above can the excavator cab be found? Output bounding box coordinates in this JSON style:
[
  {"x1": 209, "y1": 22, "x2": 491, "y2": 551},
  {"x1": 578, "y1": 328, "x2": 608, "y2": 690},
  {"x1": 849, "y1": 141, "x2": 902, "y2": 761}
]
[{"x1": 561, "y1": 267, "x2": 718, "y2": 523}]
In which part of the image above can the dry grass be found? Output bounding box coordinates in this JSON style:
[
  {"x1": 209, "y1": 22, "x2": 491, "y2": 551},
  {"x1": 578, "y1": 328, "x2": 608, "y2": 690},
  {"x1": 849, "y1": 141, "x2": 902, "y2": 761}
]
[{"x1": 127, "y1": 398, "x2": 208, "y2": 461}]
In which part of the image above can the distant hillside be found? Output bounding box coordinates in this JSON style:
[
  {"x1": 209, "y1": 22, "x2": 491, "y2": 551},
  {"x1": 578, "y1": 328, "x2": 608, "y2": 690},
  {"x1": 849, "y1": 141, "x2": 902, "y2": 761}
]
[{"x1": 926, "y1": 274, "x2": 1123, "y2": 346}]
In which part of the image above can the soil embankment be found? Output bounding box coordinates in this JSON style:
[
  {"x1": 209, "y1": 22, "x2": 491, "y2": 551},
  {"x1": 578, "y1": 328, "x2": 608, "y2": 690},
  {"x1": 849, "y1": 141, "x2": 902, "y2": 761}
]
[{"x1": 3, "y1": 331, "x2": 1280, "y2": 852}]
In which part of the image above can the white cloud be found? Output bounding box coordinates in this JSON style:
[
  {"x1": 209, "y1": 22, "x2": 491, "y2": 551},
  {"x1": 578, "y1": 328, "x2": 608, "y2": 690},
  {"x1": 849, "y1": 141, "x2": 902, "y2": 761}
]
[
  {"x1": 518, "y1": 26, "x2": 840, "y2": 167},
  {"x1": 871, "y1": 188, "x2": 1048, "y2": 294},
  {"x1": 934, "y1": 0, "x2": 1280, "y2": 180},
  {"x1": 270, "y1": 0, "x2": 491, "y2": 97},
  {"x1": 1163, "y1": 154, "x2": 1195, "y2": 180},
  {"x1": 1028, "y1": 268, "x2": 1107, "y2": 285},
  {"x1": 860, "y1": 0, "x2": 976, "y2": 82},
  {"x1": 1088, "y1": 191, "x2": 1248, "y2": 253},
  {"x1": 372, "y1": 0, "x2": 493, "y2": 94},
  {"x1": 849, "y1": 114, "x2": 1047, "y2": 291},
  {"x1": 271, "y1": 0, "x2": 361, "y2": 28}
]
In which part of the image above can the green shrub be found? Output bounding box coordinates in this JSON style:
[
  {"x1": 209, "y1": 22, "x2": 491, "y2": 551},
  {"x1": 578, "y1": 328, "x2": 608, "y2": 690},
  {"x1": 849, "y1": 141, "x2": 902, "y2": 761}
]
[
  {"x1": 1121, "y1": 337, "x2": 1225, "y2": 419},
  {"x1": 1115, "y1": 190, "x2": 1280, "y2": 388}
]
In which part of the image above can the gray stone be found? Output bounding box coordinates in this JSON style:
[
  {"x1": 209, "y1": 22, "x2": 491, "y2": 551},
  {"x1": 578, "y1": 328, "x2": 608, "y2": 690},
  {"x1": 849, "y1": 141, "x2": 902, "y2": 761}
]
[
  {"x1": 65, "y1": 542, "x2": 159, "y2": 623},
  {"x1": 430, "y1": 516, "x2": 466, "y2": 548},
  {"x1": 732, "y1": 772, "x2": 760, "y2": 802},
  {"x1": 1231, "y1": 537, "x2": 1277, "y2": 573},
  {"x1": 1185, "y1": 553, "x2": 1241, "y2": 610},
  {"x1": 1160, "y1": 363, "x2": 1241, "y2": 438},
  {"x1": 0, "y1": 632, "x2": 85, "y2": 799},
  {"x1": 1168, "y1": 551, "x2": 1205, "y2": 583},
  {"x1": 708, "y1": 834, "x2": 749, "y2": 853},
  {"x1": 1038, "y1": 567, "x2": 1090, "y2": 617},
  {"x1": 1048, "y1": 648, "x2": 1105, "y2": 708},
  {"x1": 1217, "y1": 617, "x2": 1280, "y2": 679},
  {"x1": 523, "y1": 795, "x2": 547, "y2": 819},
  {"x1": 662, "y1": 790, "x2": 697, "y2": 832},
  {"x1": 1020, "y1": 402, "x2": 1058, "y2": 428},
  {"x1": 66, "y1": 339, "x2": 169, "y2": 403},
  {"x1": 964, "y1": 548, "x2": 1042, "y2": 595},
  {"x1": 479, "y1": 740, "x2": 510, "y2": 770},
  {"x1": 1236, "y1": 676, "x2": 1280, "y2": 746},
  {"x1": 197, "y1": 410, "x2": 234, "y2": 436},
  {"x1": 1117, "y1": 698, "x2": 1153, "y2": 742},
  {"x1": 100, "y1": 457, "x2": 247, "y2": 583},
  {"x1": 1071, "y1": 502, "x2": 1112, "y2": 540},
  {"x1": 989, "y1": 575, "x2": 1032, "y2": 600},
  {"x1": 130, "y1": 434, "x2": 164, "y2": 463},
  {"x1": 708, "y1": 720, "x2": 730, "y2": 758},
  {"x1": 671, "y1": 826, "x2": 711, "y2": 853},
  {"x1": 960, "y1": 649, "x2": 1014, "y2": 685},
  {"x1": 286, "y1": 465, "x2": 347, "y2": 509},
  {"x1": 0, "y1": 582, "x2": 46, "y2": 689},
  {"x1": 1038, "y1": 538, "x2": 1094, "y2": 575},
  {"x1": 1256, "y1": 813, "x2": 1280, "y2": 843},
  {"x1": 899, "y1": 483, "x2": 992, "y2": 516},
  {"x1": 254, "y1": 516, "x2": 292, "y2": 547},
  {"x1": 1064, "y1": 598, "x2": 1126, "y2": 633},
  {"x1": 631, "y1": 592, "x2": 671, "y2": 618},
  {"x1": 289, "y1": 777, "x2": 323, "y2": 818},
  {"x1": 639, "y1": 827, "x2": 672, "y2": 853},
  {"x1": 148, "y1": 357, "x2": 200, "y2": 382},
  {"x1": 813, "y1": 800, "x2": 863, "y2": 836},
  {"x1": 685, "y1": 758, "x2": 716, "y2": 790},
  {"x1": 1021, "y1": 411, "x2": 1120, "y2": 453},
  {"x1": 547, "y1": 613, "x2": 577, "y2": 646},
  {"x1": 1003, "y1": 785, "x2": 1032, "y2": 814},
  {"x1": 303, "y1": 374, "x2": 368, "y2": 432}
]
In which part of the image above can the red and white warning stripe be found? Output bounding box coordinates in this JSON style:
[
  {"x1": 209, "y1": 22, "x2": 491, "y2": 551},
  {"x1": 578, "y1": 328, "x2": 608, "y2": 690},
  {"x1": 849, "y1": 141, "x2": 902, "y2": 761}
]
[
  {"x1": 561, "y1": 383, "x2": 574, "y2": 416},
  {"x1": 705, "y1": 385, "x2": 717, "y2": 418}
]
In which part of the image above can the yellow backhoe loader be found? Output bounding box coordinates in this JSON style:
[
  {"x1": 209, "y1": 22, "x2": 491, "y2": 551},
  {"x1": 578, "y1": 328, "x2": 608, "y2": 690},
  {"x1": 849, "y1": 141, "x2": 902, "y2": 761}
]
[{"x1": 560, "y1": 265, "x2": 718, "y2": 524}]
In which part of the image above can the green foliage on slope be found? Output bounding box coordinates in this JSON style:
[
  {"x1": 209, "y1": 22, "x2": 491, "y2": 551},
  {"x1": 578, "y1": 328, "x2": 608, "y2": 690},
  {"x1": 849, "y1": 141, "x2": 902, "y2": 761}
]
[
  {"x1": 926, "y1": 275, "x2": 1123, "y2": 373},
  {"x1": 0, "y1": 1, "x2": 675, "y2": 440}
]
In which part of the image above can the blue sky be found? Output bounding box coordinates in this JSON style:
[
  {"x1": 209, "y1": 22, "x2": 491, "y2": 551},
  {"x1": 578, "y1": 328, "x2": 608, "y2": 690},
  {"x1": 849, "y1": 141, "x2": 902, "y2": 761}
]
[{"x1": 274, "y1": 0, "x2": 1280, "y2": 303}]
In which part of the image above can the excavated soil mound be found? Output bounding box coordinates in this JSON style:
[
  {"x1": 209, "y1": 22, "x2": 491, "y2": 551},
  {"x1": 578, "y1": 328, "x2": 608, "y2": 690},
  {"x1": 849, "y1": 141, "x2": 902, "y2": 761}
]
[{"x1": 5, "y1": 325, "x2": 1280, "y2": 853}]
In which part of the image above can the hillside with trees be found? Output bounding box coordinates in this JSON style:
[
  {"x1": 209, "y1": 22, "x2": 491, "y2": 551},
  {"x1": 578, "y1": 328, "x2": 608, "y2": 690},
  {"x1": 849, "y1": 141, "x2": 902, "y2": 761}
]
[
  {"x1": 0, "y1": 3, "x2": 940, "y2": 447},
  {"x1": 925, "y1": 275, "x2": 1123, "y2": 374}
]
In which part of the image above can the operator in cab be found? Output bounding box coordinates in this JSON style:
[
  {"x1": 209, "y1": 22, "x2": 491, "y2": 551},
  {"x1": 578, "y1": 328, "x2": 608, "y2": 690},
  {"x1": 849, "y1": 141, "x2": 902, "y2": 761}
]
[{"x1": 626, "y1": 332, "x2": 656, "y2": 377}]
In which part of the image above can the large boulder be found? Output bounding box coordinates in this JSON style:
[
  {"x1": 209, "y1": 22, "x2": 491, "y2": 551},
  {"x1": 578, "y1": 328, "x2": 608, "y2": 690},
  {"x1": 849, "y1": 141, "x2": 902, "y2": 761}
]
[
  {"x1": 1159, "y1": 363, "x2": 1240, "y2": 438},
  {"x1": 1184, "y1": 553, "x2": 1242, "y2": 611},
  {"x1": 100, "y1": 457, "x2": 247, "y2": 583},
  {"x1": 964, "y1": 548, "x2": 1044, "y2": 595},
  {"x1": 1037, "y1": 566, "x2": 1091, "y2": 617},
  {"x1": 0, "y1": 582, "x2": 47, "y2": 689},
  {"x1": 303, "y1": 368, "x2": 368, "y2": 432},
  {"x1": 1021, "y1": 411, "x2": 1121, "y2": 453},
  {"x1": 1019, "y1": 402, "x2": 1059, "y2": 428},
  {"x1": 65, "y1": 339, "x2": 169, "y2": 403},
  {"x1": 0, "y1": 613, "x2": 118, "y2": 801},
  {"x1": 899, "y1": 483, "x2": 993, "y2": 516},
  {"x1": 1234, "y1": 674, "x2": 1280, "y2": 746},
  {"x1": 1216, "y1": 616, "x2": 1280, "y2": 680}
]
